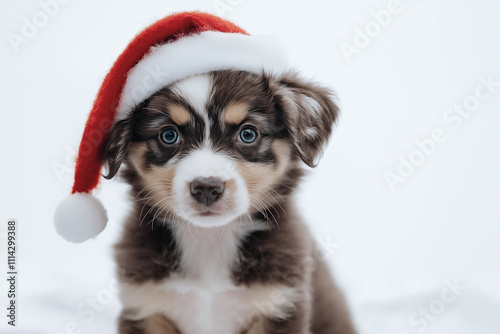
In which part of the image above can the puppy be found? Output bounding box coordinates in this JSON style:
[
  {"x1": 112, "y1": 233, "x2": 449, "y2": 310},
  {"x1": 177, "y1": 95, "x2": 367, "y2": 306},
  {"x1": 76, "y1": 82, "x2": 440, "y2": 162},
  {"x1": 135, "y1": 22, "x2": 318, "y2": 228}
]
[{"x1": 103, "y1": 70, "x2": 356, "y2": 333}]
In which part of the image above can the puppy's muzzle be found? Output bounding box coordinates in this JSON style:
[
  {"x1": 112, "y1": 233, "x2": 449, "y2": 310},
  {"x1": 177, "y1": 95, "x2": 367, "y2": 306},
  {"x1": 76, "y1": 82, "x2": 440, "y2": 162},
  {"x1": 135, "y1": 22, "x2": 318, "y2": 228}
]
[{"x1": 190, "y1": 177, "x2": 225, "y2": 206}]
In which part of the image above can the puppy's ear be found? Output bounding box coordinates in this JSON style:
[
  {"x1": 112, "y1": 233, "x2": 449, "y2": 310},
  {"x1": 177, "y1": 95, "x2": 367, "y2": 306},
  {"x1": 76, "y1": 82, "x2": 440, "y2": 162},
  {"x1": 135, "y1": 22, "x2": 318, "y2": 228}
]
[
  {"x1": 271, "y1": 72, "x2": 339, "y2": 167},
  {"x1": 102, "y1": 118, "x2": 132, "y2": 179}
]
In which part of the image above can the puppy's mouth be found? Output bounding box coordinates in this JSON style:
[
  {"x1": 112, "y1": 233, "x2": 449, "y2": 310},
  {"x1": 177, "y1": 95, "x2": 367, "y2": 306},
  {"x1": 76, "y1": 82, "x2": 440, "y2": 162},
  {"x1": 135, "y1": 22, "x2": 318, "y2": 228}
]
[
  {"x1": 189, "y1": 198, "x2": 234, "y2": 218},
  {"x1": 197, "y1": 209, "x2": 220, "y2": 217},
  {"x1": 180, "y1": 202, "x2": 235, "y2": 227}
]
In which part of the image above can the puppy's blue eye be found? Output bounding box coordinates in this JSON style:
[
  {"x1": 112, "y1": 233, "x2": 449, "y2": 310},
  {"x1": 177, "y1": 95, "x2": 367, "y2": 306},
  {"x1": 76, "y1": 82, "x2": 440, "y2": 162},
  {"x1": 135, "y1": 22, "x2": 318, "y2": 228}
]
[
  {"x1": 161, "y1": 128, "x2": 179, "y2": 144},
  {"x1": 238, "y1": 127, "x2": 257, "y2": 144}
]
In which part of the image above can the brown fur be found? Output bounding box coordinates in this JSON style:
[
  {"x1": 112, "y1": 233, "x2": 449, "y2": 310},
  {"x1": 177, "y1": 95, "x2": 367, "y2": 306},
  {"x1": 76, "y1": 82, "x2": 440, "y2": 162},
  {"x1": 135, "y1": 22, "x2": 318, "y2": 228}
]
[{"x1": 104, "y1": 70, "x2": 356, "y2": 333}]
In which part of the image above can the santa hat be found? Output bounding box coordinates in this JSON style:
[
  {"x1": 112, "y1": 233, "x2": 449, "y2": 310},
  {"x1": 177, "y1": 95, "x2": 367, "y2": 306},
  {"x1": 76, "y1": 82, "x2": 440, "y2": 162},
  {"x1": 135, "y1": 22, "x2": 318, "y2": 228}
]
[{"x1": 53, "y1": 11, "x2": 288, "y2": 242}]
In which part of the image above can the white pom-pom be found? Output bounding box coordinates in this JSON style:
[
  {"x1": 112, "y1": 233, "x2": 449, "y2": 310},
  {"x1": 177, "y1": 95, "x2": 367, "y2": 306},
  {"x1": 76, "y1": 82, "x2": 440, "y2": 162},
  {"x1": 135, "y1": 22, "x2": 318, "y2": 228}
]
[{"x1": 54, "y1": 192, "x2": 108, "y2": 243}]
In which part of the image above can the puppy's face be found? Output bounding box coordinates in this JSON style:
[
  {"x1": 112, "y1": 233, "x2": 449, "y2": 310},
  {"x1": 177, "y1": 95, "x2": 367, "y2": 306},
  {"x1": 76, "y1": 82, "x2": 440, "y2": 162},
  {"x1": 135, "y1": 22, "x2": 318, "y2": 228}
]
[{"x1": 104, "y1": 70, "x2": 338, "y2": 227}]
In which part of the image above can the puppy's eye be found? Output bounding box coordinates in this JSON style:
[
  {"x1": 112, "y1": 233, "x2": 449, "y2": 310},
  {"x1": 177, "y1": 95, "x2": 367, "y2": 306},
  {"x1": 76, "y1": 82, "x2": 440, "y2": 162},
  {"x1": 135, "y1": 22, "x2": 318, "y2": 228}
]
[
  {"x1": 160, "y1": 128, "x2": 179, "y2": 144},
  {"x1": 238, "y1": 127, "x2": 257, "y2": 144}
]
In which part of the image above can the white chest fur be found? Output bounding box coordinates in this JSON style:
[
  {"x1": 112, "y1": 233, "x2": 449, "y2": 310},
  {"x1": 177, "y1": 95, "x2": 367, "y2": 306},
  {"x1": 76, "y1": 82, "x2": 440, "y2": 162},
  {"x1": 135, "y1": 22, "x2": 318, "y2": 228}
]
[{"x1": 120, "y1": 222, "x2": 298, "y2": 334}]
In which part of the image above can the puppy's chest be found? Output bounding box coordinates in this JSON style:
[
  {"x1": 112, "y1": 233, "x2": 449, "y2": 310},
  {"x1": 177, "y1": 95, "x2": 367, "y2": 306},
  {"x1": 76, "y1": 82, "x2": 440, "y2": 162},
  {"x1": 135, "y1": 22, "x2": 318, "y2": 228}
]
[
  {"x1": 122, "y1": 277, "x2": 295, "y2": 334},
  {"x1": 120, "y1": 224, "x2": 296, "y2": 333}
]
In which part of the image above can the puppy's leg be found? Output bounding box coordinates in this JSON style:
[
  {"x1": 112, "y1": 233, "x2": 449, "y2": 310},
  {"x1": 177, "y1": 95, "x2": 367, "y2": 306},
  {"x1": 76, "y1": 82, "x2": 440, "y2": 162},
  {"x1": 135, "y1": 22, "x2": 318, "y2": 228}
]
[
  {"x1": 265, "y1": 300, "x2": 311, "y2": 334},
  {"x1": 261, "y1": 260, "x2": 356, "y2": 334},
  {"x1": 243, "y1": 284, "x2": 312, "y2": 334},
  {"x1": 118, "y1": 311, "x2": 180, "y2": 334},
  {"x1": 310, "y1": 260, "x2": 357, "y2": 334}
]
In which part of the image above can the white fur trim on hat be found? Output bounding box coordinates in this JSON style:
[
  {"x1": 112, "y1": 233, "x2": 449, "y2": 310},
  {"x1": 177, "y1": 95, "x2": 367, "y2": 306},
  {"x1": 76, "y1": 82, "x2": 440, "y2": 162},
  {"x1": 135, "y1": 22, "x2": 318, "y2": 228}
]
[
  {"x1": 54, "y1": 193, "x2": 108, "y2": 243},
  {"x1": 116, "y1": 31, "x2": 289, "y2": 121}
]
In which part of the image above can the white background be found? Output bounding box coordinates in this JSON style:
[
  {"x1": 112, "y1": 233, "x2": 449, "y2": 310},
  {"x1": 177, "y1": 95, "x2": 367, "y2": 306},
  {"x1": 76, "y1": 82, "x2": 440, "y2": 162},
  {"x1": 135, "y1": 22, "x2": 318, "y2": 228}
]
[{"x1": 1, "y1": 1, "x2": 499, "y2": 333}]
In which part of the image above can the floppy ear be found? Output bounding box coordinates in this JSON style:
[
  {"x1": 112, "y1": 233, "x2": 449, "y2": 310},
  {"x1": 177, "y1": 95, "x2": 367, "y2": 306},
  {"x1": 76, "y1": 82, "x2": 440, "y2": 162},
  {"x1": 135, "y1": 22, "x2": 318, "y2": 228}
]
[
  {"x1": 271, "y1": 72, "x2": 339, "y2": 167},
  {"x1": 102, "y1": 118, "x2": 132, "y2": 179}
]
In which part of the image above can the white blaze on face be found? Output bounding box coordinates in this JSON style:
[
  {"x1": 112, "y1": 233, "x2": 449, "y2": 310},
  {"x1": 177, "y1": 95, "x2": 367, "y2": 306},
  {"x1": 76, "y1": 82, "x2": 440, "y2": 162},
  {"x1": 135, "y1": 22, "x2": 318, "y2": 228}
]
[
  {"x1": 169, "y1": 74, "x2": 249, "y2": 227},
  {"x1": 171, "y1": 74, "x2": 212, "y2": 143}
]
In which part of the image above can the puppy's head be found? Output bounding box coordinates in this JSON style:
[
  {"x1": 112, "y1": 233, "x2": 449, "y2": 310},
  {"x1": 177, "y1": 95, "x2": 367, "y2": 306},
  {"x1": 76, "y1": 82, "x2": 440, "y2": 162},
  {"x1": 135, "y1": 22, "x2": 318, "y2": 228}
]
[{"x1": 103, "y1": 70, "x2": 338, "y2": 227}]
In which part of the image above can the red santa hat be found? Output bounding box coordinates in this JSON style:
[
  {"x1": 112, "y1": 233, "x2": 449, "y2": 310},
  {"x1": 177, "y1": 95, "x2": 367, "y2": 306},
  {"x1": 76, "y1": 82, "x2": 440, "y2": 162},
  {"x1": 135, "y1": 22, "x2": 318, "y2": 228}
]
[{"x1": 53, "y1": 11, "x2": 288, "y2": 242}]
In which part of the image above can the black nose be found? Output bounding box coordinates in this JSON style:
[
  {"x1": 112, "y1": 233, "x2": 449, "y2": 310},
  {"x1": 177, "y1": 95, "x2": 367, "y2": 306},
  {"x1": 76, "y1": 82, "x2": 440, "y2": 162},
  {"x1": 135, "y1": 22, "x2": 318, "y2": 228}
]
[{"x1": 190, "y1": 177, "x2": 225, "y2": 206}]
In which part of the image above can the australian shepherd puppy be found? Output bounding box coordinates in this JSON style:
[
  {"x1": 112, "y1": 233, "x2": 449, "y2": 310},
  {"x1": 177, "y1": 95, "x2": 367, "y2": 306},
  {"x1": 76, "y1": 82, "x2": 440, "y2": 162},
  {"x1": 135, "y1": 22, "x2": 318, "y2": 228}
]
[{"x1": 102, "y1": 70, "x2": 356, "y2": 333}]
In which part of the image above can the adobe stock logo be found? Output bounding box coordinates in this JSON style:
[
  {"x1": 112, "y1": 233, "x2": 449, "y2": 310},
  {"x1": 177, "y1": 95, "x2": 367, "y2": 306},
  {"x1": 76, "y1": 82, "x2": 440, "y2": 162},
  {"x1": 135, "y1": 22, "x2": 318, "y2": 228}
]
[
  {"x1": 339, "y1": 0, "x2": 403, "y2": 63},
  {"x1": 400, "y1": 278, "x2": 466, "y2": 334},
  {"x1": 385, "y1": 74, "x2": 499, "y2": 192},
  {"x1": 7, "y1": 0, "x2": 73, "y2": 53}
]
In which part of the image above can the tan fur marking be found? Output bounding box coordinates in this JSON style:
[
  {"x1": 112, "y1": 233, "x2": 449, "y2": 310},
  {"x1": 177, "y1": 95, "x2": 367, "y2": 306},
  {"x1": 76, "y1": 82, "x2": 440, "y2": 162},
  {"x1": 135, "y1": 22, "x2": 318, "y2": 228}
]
[
  {"x1": 128, "y1": 143, "x2": 177, "y2": 215},
  {"x1": 225, "y1": 179, "x2": 237, "y2": 193},
  {"x1": 236, "y1": 139, "x2": 292, "y2": 210},
  {"x1": 128, "y1": 143, "x2": 148, "y2": 173},
  {"x1": 143, "y1": 314, "x2": 180, "y2": 334},
  {"x1": 224, "y1": 102, "x2": 250, "y2": 124},
  {"x1": 168, "y1": 104, "x2": 191, "y2": 125}
]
